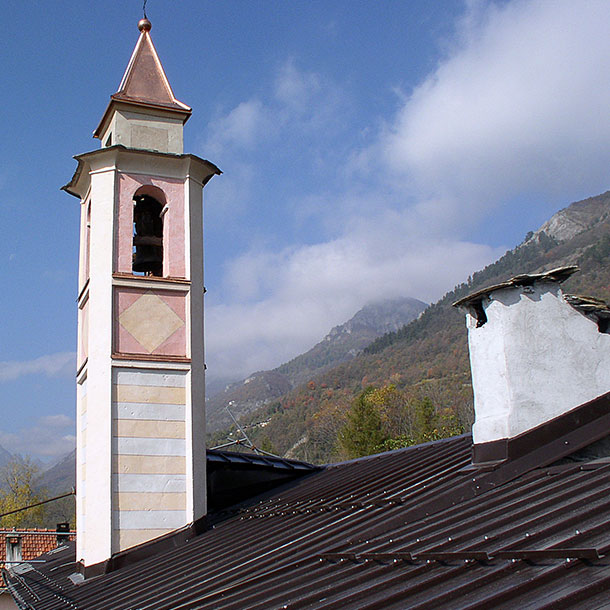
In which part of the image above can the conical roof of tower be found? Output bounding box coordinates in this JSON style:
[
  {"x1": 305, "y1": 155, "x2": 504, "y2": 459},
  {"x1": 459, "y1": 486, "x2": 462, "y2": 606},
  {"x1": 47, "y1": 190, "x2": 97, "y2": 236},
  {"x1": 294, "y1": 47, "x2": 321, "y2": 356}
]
[{"x1": 94, "y1": 19, "x2": 191, "y2": 139}]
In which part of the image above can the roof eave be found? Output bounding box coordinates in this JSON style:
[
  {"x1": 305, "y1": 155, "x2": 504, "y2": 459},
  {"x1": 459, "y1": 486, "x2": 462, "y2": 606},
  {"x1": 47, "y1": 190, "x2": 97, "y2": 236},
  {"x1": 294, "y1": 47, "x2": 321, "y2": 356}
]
[{"x1": 61, "y1": 156, "x2": 87, "y2": 199}]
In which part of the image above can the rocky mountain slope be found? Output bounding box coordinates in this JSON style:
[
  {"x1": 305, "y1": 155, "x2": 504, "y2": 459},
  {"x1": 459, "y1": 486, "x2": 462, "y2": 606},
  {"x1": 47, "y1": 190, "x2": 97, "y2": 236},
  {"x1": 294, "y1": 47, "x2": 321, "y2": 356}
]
[
  {"x1": 25, "y1": 190, "x2": 610, "y2": 484},
  {"x1": 237, "y1": 191, "x2": 610, "y2": 463},
  {"x1": 206, "y1": 297, "x2": 427, "y2": 434},
  {"x1": 0, "y1": 444, "x2": 11, "y2": 469},
  {"x1": 36, "y1": 449, "x2": 75, "y2": 496}
]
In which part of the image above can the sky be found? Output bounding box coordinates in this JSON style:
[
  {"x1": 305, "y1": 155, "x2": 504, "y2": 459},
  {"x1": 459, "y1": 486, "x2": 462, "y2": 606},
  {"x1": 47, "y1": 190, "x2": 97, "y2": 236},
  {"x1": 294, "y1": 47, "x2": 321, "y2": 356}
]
[{"x1": 2, "y1": 0, "x2": 610, "y2": 462}]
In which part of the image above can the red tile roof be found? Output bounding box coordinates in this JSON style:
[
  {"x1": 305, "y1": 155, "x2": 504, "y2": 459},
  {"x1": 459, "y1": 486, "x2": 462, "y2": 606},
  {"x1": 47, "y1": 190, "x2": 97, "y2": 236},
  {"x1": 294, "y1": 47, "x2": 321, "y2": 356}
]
[{"x1": 0, "y1": 529, "x2": 76, "y2": 568}]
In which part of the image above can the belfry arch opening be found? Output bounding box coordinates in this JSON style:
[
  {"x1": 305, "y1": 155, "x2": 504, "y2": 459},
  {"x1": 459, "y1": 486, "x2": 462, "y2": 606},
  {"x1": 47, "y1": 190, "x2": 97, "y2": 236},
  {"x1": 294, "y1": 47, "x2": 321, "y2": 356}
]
[{"x1": 132, "y1": 185, "x2": 166, "y2": 276}]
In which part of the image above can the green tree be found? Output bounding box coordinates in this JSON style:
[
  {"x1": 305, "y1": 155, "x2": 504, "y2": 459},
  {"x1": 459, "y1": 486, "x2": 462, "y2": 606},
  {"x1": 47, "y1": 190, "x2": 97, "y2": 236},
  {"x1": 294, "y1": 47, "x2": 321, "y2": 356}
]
[
  {"x1": 413, "y1": 396, "x2": 436, "y2": 443},
  {"x1": 0, "y1": 457, "x2": 47, "y2": 528},
  {"x1": 339, "y1": 388, "x2": 387, "y2": 459},
  {"x1": 412, "y1": 396, "x2": 463, "y2": 444},
  {"x1": 260, "y1": 437, "x2": 278, "y2": 455}
]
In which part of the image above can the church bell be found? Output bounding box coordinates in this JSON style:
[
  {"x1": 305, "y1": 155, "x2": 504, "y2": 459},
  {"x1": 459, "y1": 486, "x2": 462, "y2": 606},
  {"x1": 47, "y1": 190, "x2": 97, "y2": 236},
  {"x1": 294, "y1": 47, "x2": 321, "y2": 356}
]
[{"x1": 133, "y1": 194, "x2": 164, "y2": 275}]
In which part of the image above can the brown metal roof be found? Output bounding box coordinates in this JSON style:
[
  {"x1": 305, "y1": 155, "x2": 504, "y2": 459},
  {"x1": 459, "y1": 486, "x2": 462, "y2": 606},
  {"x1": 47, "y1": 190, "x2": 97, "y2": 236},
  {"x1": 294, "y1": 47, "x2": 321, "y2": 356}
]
[
  {"x1": 111, "y1": 23, "x2": 190, "y2": 112},
  {"x1": 4, "y1": 396, "x2": 610, "y2": 609}
]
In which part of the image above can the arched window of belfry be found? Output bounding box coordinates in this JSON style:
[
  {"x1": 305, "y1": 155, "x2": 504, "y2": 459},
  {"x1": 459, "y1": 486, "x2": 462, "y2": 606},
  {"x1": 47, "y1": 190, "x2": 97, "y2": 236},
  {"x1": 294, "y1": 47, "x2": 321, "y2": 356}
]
[{"x1": 132, "y1": 187, "x2": 165, "y2": 276}]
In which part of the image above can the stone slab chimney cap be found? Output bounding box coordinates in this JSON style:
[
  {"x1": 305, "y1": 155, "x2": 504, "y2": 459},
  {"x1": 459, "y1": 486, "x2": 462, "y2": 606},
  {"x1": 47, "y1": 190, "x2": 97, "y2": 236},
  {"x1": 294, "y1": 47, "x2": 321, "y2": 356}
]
[
  {"x1": 452, "y1": 265, "x2": 579, "y2": 309},
  {"x1": 564, "y1": 294, "x2": 610, "y2": 331}
]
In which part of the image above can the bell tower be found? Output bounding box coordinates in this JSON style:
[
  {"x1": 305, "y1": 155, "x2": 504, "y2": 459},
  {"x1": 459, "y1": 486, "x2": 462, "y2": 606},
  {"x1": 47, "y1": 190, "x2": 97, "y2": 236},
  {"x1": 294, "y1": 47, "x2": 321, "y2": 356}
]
[{"x1": 64, "y1": 18, "x2": 220, "y2": 573}]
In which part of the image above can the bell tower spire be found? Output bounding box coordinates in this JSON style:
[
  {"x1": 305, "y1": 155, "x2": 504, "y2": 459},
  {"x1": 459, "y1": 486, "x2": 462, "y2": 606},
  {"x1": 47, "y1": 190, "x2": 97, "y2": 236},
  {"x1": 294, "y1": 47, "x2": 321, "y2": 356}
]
[
  {"x1": 65, "y1": 19, "x2": 220, "y2": 575},
  {"x1": 93, "y1": 18, "x2": 191, "y2": 153}
]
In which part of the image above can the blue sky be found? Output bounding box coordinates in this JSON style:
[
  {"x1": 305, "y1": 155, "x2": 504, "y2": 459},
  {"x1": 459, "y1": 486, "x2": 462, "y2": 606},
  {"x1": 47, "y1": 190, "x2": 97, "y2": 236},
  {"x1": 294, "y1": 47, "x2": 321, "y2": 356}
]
[{"x1": 2, "y1": 0, "x2": 610, "y2": 461}]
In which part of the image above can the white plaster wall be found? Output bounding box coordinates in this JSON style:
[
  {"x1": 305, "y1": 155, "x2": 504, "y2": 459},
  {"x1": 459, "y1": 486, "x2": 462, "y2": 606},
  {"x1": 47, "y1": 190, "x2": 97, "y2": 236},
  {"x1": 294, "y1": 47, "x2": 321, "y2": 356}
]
[
  {"x1": 185, "y1": 170, "x2": 206, "y2": 521},
  {"x1": 466, "y1": 304, "x2": 512, "y2": 442},
  {"x1": 73, "y1": 146, "x2": 216, "y2": 567},
  {"x1": 468, "y1": 282, "x2": 610, "y2": 444},
  {"x1": 102, "y1": 108, "x2": 183, "y2": 154},
  {"x1": 78, "y1": 164, "x2": 117, "y2": 567},
  {"x1": 76, "y1": 374, "x2": 87, "y2": 561}
]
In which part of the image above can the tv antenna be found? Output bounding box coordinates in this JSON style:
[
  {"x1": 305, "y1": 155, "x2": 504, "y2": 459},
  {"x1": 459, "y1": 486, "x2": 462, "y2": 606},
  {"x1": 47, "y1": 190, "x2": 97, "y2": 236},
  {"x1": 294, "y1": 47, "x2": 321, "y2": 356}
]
[{"x1": 210, "y1": 403, "x2": 278, "y2": 457}]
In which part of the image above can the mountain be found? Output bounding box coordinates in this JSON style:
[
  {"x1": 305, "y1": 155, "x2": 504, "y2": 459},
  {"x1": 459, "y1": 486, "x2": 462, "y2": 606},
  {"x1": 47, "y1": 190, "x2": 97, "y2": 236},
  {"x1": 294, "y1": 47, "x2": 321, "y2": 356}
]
[
  {"x1": 237, "y1": 191, "x2": 610, "y2": 463},
  {"x1": 0, "y1": 444, "x2": 13, "y2": 490},
  {"x1": 36, "y1": 449, "x2": 75, "y2": 495},
  {"x1": 206, "y1": 297, "x2": 427, "y2": 435},
  {"x1": 24, "y1": 191, "x2": 610, "y2": 487},
  {"x1": 33, "y1": 450, "x2": 76, "y2": 528},
  {"x1": 0, "y1": 444, "x2": 12, "y2": 469}
]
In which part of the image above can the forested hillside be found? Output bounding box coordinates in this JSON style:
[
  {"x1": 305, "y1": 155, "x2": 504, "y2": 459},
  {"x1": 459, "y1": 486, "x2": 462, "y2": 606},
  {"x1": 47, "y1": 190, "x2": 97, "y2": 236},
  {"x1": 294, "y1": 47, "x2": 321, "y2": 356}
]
[
  {"x1": 236, "y1": 192, "x2": 610, "y2": 464},
  {"x1": 206, "y1": 297, "x2": 426, "y2": 432}
]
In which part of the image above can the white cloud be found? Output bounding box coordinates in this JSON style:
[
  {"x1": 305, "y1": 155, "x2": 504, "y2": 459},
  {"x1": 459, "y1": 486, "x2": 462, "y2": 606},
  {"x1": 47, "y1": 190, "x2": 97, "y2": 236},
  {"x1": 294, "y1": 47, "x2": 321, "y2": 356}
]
[
  {"x1": 0, "y1": 414, "x2": 75, "y2": 460},
  {"x1": 378, "y1": 0, "x2": 610, "y2": 209},
  {"x1": 0, "y1": 352, "x2": 75, "y2": 383},
  {"x1": 204, "y1": 1, "x2": 610, "y2": 383},
  {"x1": 38, "y1": 414, "x2": 73, "y2": 428},
  {"x1": 204, "y1": 60, "x2": 345, "y2": 162},
  {"x1": 206, "y1": 212, "x2": 501, "y2": 379},
  {"x1": 206, "y1": 99, "x2": 270, "y2": 156},
  {"x1": 274, "y1": 59, "x2": 321, "y2": 112}
]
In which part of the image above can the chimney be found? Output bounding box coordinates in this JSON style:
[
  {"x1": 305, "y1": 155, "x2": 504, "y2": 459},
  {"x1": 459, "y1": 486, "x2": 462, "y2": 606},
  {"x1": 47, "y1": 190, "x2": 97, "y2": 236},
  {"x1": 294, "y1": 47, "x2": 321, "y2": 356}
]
[
  {"x1": 5, "y1": 533, "x2": 22, "y2": 565},
  {"x1": 56, "y1": 522, "x2": 70, "y2": 547},
  {"x1": 455, "y1": 266, "x2": 610, "y2": 460}
]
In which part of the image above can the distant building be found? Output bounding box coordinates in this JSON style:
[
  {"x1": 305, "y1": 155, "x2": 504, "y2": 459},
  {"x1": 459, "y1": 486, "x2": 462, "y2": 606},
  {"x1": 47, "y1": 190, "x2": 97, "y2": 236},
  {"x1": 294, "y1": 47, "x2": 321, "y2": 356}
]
[{"x1": 0, "y1": 527, "x2": 75, "y2": 610}]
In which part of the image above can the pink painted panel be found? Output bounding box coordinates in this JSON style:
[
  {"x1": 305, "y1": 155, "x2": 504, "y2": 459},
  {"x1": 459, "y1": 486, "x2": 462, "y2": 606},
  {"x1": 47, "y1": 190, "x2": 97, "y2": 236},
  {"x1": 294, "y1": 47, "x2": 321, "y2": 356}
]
[
  {"x1": 113, "y1": 286, "x2": 187, "y2": 357},
  {"x1": 158, "y1": 291, "x2": 187, "y2": 321},
  {"x1": 116, "y1": 324, "x2": 149, "y2": 355},
  {"x1": 163, "y1": 185, "x2": 186, "y2": 278},
  {"x1": 115, "y1": 287, "x2": 143, "y2": 316},
  {"x1": 116, "y1": 174, "x2": 185, "y2": 278},
  {"x1": 152, "y1": 324, "x2": 187, "y2": 357}
]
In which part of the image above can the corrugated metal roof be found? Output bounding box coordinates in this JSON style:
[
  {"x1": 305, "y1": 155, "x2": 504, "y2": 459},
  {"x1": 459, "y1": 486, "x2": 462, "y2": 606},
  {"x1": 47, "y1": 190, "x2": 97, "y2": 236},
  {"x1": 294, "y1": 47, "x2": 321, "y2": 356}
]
[
  {"x1": 207, "y1": 448, "x2": 317, "y2": 471},
  {"x1": 4, "y1": 431, "x2": 610, "y2": 609}
]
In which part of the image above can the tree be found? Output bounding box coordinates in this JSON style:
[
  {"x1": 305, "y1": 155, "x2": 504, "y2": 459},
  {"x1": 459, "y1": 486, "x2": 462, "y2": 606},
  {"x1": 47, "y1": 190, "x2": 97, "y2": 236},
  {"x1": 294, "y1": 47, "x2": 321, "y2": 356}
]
[
  {"x1": 338, "y1": 388, "x2": 387, "y2": 459},
  {"x1": 366, "y1": 385, "x2": 414, "y2": 439},
  {"x1": 413, "y1": 396, "x2": 436, "y2": 443},
  {"x1": 0, "y1": 457, "x2": 47, "y2": 528}
]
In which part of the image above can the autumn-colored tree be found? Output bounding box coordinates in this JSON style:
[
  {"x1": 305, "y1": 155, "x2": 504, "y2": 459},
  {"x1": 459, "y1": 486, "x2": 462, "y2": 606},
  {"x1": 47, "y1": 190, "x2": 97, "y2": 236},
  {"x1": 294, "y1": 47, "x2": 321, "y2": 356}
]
[
  {"x1": 308, "y1": 402, "x2": 349, "y2": 461},
  {"x1": 0, "y1": 457, "x2": 47, "y2": 528},
  {"x1": 367, "y1": 385, "x2": 414, "y2": 439}
]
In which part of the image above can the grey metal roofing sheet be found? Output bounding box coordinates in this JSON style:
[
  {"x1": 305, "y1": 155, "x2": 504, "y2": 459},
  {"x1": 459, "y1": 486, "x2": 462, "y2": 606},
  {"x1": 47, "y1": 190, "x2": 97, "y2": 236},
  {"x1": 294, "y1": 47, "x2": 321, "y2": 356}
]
[
  {"x1": 4, "y1": 434, "x2": 610, "y2": 609},
  {"x1": 207, "y1": 448, "x2": 317, "y2": 471}
]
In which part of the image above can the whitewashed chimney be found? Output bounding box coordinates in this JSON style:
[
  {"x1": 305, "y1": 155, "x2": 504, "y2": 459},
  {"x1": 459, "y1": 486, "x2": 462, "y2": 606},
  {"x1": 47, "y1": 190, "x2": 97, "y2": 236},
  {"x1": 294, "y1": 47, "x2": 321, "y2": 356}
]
[{"x1": 455, "y1": 267, "x2": 610, "y2": 449}]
